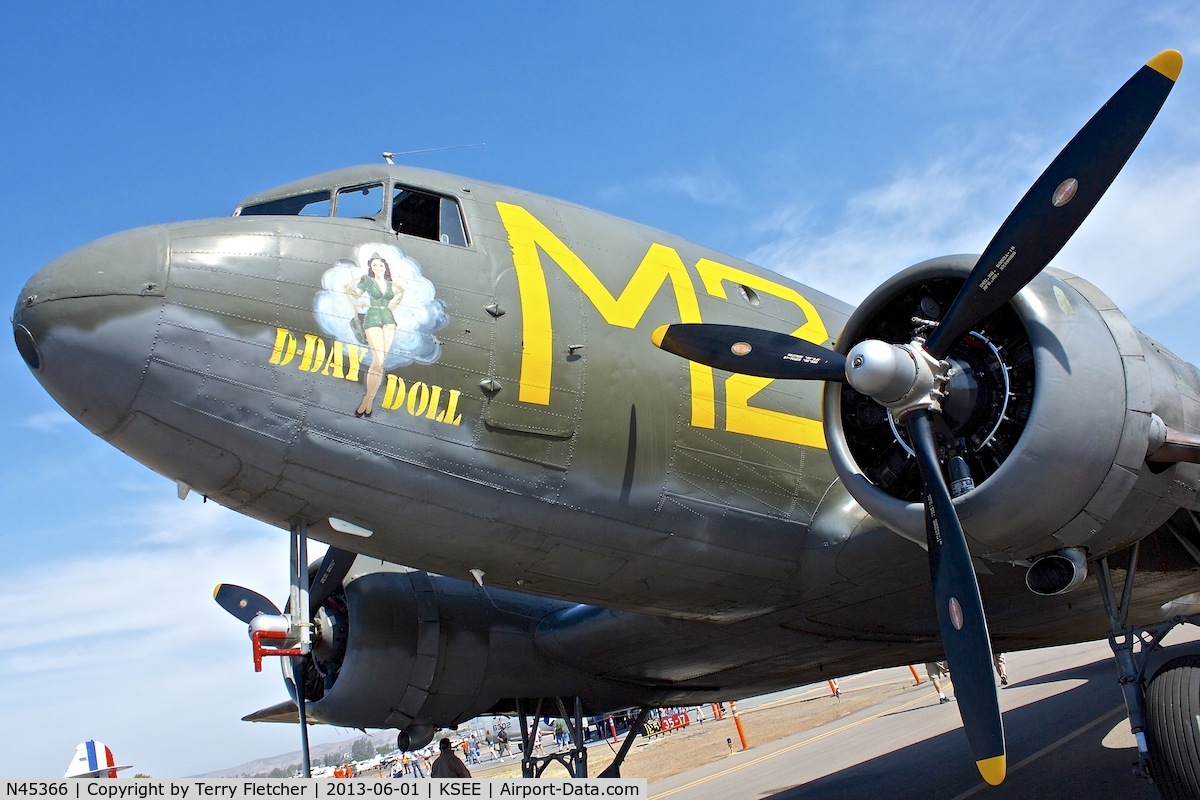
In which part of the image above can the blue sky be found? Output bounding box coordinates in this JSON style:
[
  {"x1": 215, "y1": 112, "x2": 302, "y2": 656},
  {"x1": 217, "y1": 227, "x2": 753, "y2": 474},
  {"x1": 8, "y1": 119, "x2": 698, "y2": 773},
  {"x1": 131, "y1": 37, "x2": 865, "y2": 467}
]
[{"x1": 4, "y1": 1, "x2": 1200, "y2": 778}]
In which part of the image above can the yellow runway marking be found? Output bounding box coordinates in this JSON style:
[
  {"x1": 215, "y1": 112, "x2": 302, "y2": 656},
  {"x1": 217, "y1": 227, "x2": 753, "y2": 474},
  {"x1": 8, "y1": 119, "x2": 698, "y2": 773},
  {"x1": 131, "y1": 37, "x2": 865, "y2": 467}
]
[
  {"x1": 948, "y1": 705, "x2": 1127, "y2": 800},
  {"x1": 651, "y1": 688, "x2": 940, "y2": 799}
]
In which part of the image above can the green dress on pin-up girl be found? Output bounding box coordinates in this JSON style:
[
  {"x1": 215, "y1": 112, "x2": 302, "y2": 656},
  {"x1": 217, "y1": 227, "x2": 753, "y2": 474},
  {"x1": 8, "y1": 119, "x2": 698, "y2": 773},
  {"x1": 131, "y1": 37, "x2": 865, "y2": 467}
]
[{"x1": 356, "y1": 275, "x2": 397, "y2": 328}]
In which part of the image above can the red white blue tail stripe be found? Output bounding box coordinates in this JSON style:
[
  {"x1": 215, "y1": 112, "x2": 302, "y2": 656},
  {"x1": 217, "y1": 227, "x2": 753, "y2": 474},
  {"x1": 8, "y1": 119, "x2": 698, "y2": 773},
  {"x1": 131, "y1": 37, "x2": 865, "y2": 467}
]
[{"x1": 63, "y1": 740, "x2": 132, "y2": 778}]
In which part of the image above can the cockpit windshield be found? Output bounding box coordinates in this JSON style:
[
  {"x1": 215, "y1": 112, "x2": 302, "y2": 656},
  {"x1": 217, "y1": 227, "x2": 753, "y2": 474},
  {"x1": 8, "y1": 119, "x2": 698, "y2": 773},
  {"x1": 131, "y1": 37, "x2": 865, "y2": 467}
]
[
  {"x1": 241, "y1": 190, "x2": 331, "y2": 216},
  {"x1": 239, "y1": 179, "x2": 469, "y2": 247},
  {"x1": 336, "y1": 184, "x2": 384, "y2": 218}
]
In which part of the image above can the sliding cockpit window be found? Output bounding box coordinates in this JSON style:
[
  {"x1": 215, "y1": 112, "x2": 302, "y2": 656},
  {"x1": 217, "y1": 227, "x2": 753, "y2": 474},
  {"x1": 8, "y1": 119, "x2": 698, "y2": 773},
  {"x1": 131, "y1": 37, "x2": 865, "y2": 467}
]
[
  {"x1": 392, "y1": 185, "x2": 469, "y2": 247},
  {"x1": 239, "y1": 190, "x2": 331, "y2": 216}
]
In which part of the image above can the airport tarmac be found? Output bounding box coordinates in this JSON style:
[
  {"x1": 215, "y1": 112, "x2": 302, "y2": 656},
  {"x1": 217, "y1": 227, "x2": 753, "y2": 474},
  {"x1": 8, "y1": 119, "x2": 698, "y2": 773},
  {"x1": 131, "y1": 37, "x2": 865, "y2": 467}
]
[{"x1": 649, "y1": 631, "x2": 1200, "y2": 800}]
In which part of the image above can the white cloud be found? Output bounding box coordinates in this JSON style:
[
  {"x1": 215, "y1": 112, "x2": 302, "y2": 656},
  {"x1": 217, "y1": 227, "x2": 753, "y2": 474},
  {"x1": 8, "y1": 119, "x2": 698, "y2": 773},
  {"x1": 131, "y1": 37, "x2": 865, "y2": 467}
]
[
  {"x1": 1054, "y1": 159, "x2": 1200, "y2": 320},
  {"x1": 19, "y1": 410, "x2": 74, "y2": 433},
  {"x1": 1143, "y1": 4, "x2": 1200, "y2": 55},
  {"x1": 601, "y1": 157, "x2": 744, "y2": 208},
  {"x1": 0, "y1": 499, "x2": 342, "y2": 777},
  {"x1": 646, "y1": 165, "x2": 744, "y2": 208},
  {"x1": 747, "y1": 131, "x2": 1200, "y2": 323},
  {"x1": 1, "y1": 529, "x2": 273, "y2": 654},
  {"x1": 748, "y1": 142, "x2": 1030, "y2": 305}
]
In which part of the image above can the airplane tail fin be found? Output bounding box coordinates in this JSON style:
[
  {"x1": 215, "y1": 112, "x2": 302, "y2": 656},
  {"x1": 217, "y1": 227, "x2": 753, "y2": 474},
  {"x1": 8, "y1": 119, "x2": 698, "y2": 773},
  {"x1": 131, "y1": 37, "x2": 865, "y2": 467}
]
[{"x1": 63, "y1": 740, "x2": 133, "y2": 778}]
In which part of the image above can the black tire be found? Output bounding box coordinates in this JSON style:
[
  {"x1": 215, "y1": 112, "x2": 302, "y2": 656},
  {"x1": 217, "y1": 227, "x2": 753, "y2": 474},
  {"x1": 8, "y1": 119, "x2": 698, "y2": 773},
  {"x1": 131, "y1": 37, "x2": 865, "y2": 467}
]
[{"x1": 1146, "y1": 654, "x2": 1200, "y2": 800}]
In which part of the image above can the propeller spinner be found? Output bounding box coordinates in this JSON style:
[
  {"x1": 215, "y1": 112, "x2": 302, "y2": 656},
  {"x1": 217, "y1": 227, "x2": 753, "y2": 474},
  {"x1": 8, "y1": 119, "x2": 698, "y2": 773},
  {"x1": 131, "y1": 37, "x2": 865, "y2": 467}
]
[{"x1": 653, "y1": 50, "x2": 1182, "y2": 785}]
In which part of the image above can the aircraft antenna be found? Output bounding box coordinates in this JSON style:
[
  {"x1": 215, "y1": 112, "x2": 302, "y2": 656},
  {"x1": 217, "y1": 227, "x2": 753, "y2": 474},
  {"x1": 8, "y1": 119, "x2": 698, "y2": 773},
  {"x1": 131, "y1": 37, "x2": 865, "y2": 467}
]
[{"x1": 382, "y1": 143, "x2": 486, "y2": 164}]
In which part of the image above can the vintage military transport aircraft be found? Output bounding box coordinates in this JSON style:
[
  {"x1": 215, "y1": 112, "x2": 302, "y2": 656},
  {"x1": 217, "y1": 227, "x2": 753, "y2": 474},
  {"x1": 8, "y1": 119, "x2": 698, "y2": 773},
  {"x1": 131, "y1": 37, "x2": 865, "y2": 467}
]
[{"x1": 14, "y1": 49, "x2": 1200, "y2": 794}]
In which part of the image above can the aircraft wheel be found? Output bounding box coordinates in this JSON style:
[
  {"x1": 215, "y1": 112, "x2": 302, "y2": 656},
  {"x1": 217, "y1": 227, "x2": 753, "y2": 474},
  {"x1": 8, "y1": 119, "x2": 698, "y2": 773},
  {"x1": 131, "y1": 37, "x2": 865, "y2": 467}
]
[{"x1": 1145, "y1": 654, "x2": 1200, "y2": 800}]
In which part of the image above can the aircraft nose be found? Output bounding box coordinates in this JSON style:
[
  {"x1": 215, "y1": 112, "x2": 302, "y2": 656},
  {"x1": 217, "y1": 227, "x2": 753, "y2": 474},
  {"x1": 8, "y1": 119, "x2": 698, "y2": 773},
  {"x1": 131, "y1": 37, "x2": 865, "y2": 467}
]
[{"x1": 14, "y1": 226, "x2": 169, "y2": 437}]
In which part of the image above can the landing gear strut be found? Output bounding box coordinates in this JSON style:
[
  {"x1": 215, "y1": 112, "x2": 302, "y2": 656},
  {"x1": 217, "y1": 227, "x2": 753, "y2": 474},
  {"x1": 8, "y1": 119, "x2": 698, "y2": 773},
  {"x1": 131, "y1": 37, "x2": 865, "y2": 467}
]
[
  {"x1": 514, "y1": 699, "x2": 653, "y2": 779},
  {"x1": 1097, "y1": 542, "x2": 1200, "y2": 796},
  {"x1": 288, "y1": 520, "x2": 313, "y2": 779},
  {"x1": 517, "y1": 697, "x2": 588, "y2": 778},
  {"x1": 597, "y1": 708, "x2": 653, "y2": 779}
]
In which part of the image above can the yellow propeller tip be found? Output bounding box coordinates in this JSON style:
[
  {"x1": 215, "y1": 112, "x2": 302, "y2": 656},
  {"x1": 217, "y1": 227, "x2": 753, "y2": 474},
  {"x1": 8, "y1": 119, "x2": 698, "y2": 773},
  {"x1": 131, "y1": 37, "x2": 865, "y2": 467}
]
[
  {"x1": 212, "y1": 584, "x2": 223, "y2": 599},
  {"x1": 1148, "y1": 49, "x2": 1183, "y2": 82},
  {"x1": 976, "y1": 755, "x2": 1007, "y2": 786},
  {"x1": 651, "y1": 324, "x2": 668, "y2": 348}
]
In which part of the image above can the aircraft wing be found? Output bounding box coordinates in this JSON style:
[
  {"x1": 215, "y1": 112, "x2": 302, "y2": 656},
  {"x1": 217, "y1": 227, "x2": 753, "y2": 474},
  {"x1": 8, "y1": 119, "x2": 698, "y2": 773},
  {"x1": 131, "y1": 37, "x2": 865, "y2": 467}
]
[{"x1": 242, "y1": 700, "x2": 301, "y2": 724}]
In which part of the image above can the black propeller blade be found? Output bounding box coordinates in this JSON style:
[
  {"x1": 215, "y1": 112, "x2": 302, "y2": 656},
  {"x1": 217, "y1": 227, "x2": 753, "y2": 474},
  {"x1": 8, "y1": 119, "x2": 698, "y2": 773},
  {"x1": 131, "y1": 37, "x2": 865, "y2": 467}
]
[
  {"x1": 924, "y1": 49, "x2": 1182, "y2": 360},
  {"x1": 652, "y1": 323, "x2": 847, "y2": 381},
  {"x1": 214, "y1": 546, "x2": 356, "y2": 624},
  {"x1": 213, "y1": 583, "x2": 280, "y2": 624},
  {"x1": 310, "y1": 546, "x2": 356, "y2": 615},
  {"x1": 906, "y1": 409, "x2": 1006, "y2": 784},
  {"x1": 650, "y1": 51, "x2": 1183, "y2": 786}
]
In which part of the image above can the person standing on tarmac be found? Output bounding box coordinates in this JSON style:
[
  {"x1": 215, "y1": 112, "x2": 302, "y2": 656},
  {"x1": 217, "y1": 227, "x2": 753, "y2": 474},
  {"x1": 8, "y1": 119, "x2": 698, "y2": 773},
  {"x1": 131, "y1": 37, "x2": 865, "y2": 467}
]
[
  {"x1": 994, "y1": 652, "x2": 1009, "y2": 686},
  {"x1": 925, "y1": 661, "x2": 951, "y2": 703},
  {"x1": 430, "y1": 738, "x2": 472, "y2": 779}
]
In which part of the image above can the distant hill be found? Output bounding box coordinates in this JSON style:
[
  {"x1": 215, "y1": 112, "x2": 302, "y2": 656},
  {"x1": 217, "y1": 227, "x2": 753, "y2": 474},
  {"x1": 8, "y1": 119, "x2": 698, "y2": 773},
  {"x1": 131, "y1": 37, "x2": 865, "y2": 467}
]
[{"x1": 192, "y1": 730, "x2": 398, "y2": 778}]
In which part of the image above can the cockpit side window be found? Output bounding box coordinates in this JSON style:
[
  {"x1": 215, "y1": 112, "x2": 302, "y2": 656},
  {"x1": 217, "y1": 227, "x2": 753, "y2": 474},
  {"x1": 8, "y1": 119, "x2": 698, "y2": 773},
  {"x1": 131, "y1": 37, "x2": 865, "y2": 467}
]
[
  {"x1": 392, "y1": 185, "x2": 469, "y2": 247},
  {"x1": 240, "y1": 190, "x2": 331, "y2": 216},
  {"x1": 439, "y1": 197, "x2": 469, "y2": 247},
  {"x1": 336, "y1": 184, "x2": 384, "y2": 219}
]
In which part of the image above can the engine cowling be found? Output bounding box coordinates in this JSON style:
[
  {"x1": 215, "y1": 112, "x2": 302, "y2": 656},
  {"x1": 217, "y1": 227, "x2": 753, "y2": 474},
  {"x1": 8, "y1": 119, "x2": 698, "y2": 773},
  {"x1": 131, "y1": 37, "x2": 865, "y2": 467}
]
[
  {"x1": 275, "y1": 564, "x2": 642, "y2": 745},
  {"x1": 824, "y1": 255, "x2": 1200, "y2": 562},
  {"x1": 282, "y1": 567, "x2": 503, "y2": 736}
]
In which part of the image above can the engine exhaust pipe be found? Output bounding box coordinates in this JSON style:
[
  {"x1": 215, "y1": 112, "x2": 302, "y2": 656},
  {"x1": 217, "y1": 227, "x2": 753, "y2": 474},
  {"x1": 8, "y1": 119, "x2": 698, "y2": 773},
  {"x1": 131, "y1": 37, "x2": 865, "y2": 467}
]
[
  {"x1": 397, "y1": 724, "x2": 436, "y2": 752},
  {"x1": 1026, "y1": 547, "x2": 1090, "y2": 596}
]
